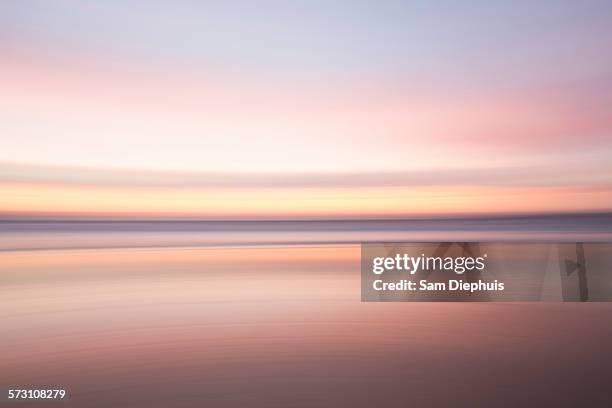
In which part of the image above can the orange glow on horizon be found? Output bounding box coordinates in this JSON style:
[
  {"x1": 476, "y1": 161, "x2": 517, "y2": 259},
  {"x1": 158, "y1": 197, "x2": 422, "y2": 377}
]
[{"x1": 1, "y1": 181, "x2": 610, "y2": 219}]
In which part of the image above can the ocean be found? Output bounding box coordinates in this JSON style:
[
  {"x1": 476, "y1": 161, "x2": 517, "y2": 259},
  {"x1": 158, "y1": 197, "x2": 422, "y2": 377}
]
[{"x1": 2, "y1": 213, "x2": 612, "y2": 407}]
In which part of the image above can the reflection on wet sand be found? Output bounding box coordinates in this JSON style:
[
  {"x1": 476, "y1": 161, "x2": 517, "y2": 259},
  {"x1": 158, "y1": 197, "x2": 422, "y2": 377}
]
[{"x1": 2, "y1": 244, "x2": 612, "y2": 407}]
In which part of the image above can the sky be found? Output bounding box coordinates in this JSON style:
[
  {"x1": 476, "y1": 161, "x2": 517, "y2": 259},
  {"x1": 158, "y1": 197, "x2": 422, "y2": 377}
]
[{"x1": 1, "y1": 1, "x2": 612, "y2": 218}]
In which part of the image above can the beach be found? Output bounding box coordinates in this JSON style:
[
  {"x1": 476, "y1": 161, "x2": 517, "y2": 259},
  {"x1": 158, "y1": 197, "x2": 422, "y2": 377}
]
[{"x1": 2, "y1": 216, "x2": 612, "y2": 406}]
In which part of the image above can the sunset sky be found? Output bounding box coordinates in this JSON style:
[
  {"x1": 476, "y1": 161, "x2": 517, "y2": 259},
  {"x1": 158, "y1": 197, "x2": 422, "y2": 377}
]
[{"x1": 1, "y1": 1, "x2": 612, "y2": 218}]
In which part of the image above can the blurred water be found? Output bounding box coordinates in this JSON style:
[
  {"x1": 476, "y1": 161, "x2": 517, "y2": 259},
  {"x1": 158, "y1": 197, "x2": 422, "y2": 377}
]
[
  {"x1": 2, "y1": 213, "x2": 612, "y2": 251},
  {"x1": 1, "y1": 215, "x2": 612, "y2": 407}
]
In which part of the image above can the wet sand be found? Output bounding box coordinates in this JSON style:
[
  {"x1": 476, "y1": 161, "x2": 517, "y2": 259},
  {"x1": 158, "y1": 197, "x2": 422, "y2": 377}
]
[{"x1": 2, "y1": 243, "x2": 612, "y2": 407}]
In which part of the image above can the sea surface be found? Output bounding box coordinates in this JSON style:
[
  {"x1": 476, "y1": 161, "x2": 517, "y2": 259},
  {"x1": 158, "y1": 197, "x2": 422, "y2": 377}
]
[{"x1": 2, "y1": 214, "x2": 612, "y2": 407}]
